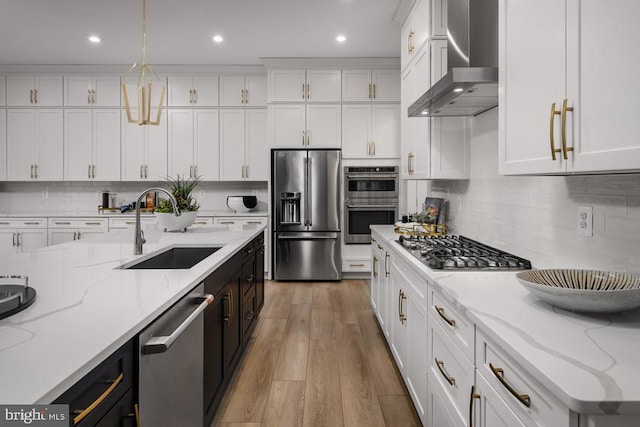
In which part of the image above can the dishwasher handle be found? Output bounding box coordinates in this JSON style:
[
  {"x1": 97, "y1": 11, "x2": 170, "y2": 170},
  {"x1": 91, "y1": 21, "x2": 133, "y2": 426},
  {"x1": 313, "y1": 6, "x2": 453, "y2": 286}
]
[{"x1": 143, "y1": 294, "x2": 214, "y2": 355}]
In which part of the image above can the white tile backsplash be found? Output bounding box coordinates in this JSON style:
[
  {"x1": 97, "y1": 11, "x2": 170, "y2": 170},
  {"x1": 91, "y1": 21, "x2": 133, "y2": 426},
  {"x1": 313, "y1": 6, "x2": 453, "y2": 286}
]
[
  {"x1": 0, "y1": 181, "x2": 268, "y2": 214},
  {"x1": 411, "y1": 108, "x2": 640, "y2": 272}
]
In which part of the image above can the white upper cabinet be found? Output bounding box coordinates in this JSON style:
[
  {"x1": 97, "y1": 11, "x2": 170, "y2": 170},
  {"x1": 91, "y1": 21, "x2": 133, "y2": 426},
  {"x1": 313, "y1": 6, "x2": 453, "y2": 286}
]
[
  {"x1": 268, "y1": 69, "x2": 341, "y2": 102},
  {"x1": 342, "y1": 69, "x2": 400, "y2": 102},
  {"x1": 64, "y1": 109, "x2": 121, "y2": 181},
  {"x1": 7, "y1": 109, "x2": 63, "y2": 181},
  {"x1": 64, "y1": 75, "x2": 121, "y2": 107},
  {"x1": 167, "y1": 109, "x2": 220, "y2": 180},
  {"x1": 121, "y1": 109, "x2": 167, "y2": 181},
  {"x1": 7, "y1": 75, "x2": 63, "y2": 106},
  {"x1": 342, "y1": 104, "x2": 400, "y2": 158},
  {"x1": 220, "y1": 75, "x2": 267, "y2": 107},
  {"x1": 219, "y1": 109, "x2": 268, "y2": 181},
  {"x1": 499, "y1": 0, "x2": 640, "y2": 175},
  {"x1": 0, "y1": 110, "x2": 6, "y2": 180},
  {"x1": 0, "y1": 76, "x2": 6, "y2": 106},
  {"x1": 269, "y1": 104, "x2": 341, "y2": 148},
  {"x1": 168, "y1": 75, "x2": 219, "y2": 107},
  {"x1": 401, "y1": 0, "x2": 447, "y2": 72}
]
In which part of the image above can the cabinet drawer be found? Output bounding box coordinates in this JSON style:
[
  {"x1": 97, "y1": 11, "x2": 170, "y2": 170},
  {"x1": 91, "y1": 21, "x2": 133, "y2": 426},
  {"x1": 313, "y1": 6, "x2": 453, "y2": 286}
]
[
  {"x1": 430, "y1": 289, "x2": 475, "y2": 363},
  {"x1": 54, "y1": 340, "x2": 134, "y2": 427},
  {"x1": 192, "y1": 216, "x2": 213, "y2": 226},
  {"x1": 242, "y1": 289, "x2": 257, "y2": 344},
  {"x1": 108, "y1": 216, "x2": 157, "y2": 230},
  {"x1": 48, "y1": 218, "x2": 108, "y2": 230},
  {"x1": 0, "y1": 218, "x2": 46, "y2": 228},
  {"x1": 392, "y1": 253, "x2": 427, "y2": 303},
  {"x1": 476, "y1": 330, "x2": 571, "y2": 426},
  {"x1": 429, "y1": 312, "x2": 475, "y2": 425},
  {"x1": 95, "y1": 387, "x2": 137, "y2": 427},
  {"x1": 342, "y1": 258, "x2": 372, "y2": 272}
]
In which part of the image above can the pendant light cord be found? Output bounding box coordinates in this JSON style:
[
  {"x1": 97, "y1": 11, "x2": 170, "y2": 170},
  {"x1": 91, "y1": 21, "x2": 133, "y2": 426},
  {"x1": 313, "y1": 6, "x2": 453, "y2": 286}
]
[{"x1": 141, "y1": 0, "x2": 147, "y2": 66}]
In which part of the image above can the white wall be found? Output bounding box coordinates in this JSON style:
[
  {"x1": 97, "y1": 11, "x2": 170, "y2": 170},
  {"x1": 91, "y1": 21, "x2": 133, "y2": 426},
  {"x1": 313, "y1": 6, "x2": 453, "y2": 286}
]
[
  {"x1": 0, "y1": 181, "x2": 268, "y2": 214},
  {"x1": 409, "y1": 108, "x2": 640, "y2": 272}
]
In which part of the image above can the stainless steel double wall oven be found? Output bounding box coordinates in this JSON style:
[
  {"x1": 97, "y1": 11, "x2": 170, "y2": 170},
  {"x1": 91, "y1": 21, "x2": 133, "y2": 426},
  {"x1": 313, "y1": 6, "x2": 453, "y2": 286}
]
[{"x1": 344, "y1": 166, "x2": 399, "y2": 244}]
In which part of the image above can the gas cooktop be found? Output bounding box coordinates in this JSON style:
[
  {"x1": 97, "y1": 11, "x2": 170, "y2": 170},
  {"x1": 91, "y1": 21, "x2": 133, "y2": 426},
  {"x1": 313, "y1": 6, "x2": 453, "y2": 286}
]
[{"x1": 397, "y1": 235, "x2": 532, "y2": 271}]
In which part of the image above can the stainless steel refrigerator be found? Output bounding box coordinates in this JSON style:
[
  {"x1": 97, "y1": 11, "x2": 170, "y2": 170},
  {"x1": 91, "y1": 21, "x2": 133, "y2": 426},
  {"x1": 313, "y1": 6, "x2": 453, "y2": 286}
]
[{"x1": 272, "y1": 149, "x2": 341, "y2": 281}]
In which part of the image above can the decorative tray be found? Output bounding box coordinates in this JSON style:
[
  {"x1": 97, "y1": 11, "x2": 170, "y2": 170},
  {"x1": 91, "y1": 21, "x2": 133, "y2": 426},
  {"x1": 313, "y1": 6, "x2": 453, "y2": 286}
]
[{"x1": 394, "y1": 222, "x2": 448, "y2": 237}]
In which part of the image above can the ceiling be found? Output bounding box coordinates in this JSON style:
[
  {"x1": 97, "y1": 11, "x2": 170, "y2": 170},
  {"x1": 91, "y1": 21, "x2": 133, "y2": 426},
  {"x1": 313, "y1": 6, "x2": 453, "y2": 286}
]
[{"x1": 0, "y1": 0, "x2": 405, "y2": 66}]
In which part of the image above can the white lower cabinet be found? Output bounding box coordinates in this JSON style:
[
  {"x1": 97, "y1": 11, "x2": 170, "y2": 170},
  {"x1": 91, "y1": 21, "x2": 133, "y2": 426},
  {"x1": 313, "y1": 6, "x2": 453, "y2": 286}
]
[
  {"x1": 108, "y1": 216, "x2": 157, "y2": 230},
  {"x1": 474, "y1": 372, "x2": 525, "y2": 427},
  {"x1": 0, "y1": 218, "x2": 48, "y2": 258},
  {"x1": 428, "y1": 374, "x2": 465, "y2": 427},
  {"x1": 0, "y1": 110, "x2": 6, "y2": 180},
  {"x1": 47, "y1": 218, "x2": 108, "y2": 246}
]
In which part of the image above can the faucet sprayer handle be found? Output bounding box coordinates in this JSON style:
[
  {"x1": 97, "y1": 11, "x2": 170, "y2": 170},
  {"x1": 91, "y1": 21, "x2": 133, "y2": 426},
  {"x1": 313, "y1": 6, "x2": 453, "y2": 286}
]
[{"x1": 140, "y1": 230, "x2": 146, "y2": 244}]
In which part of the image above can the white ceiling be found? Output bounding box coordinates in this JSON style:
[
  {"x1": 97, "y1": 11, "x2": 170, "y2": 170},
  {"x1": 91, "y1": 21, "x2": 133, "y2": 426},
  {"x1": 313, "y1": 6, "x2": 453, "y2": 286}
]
[{"x1": 0, "y1": 0, "x2": 404, "y2": 66}]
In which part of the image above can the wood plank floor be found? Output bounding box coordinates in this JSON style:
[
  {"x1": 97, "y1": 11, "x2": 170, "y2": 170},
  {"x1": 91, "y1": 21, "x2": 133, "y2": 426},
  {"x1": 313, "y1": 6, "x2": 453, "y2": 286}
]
[{"x1": 213, "y1": 279, "x2": 421, "y2": 427}]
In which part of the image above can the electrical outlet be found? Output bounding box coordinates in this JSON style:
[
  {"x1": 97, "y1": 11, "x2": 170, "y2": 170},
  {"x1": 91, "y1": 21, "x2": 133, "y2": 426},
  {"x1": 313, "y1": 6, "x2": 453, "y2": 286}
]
[
  {"x1": 577, "y1": 206, "x2": 593, "y2": 237},
  {"x1": 198, "y1": 190, "x2": 205, "y2": 198}
]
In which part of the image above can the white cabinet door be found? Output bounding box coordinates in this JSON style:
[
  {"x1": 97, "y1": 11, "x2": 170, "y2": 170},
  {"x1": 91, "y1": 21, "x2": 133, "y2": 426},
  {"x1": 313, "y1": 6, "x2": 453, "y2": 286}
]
[
  {"x1": 569, "y1": 0, "x2": 640, "y2": 172},
  {"x1": 406, "y1": 295, "x2": 428, "y2": 423},
  {"x1": 193, "y1": 76, "x2": 219, "y2": 106},
  {"x1": 245, "y1": 76, "x2": 268, "y2": 107},
  {"x1": 0, "y1": 110, "x2": 6, "y2": 180},
  {"x1": 7, "y1": 75, "x2": 62, "y2": 106},
  {"x1": 64, "y1": 75, "x2": 120, "y2": 106},
  {"x1": 372, "y1": 70, "x2": 401, "y2": 102},
  {"x1": 498, "y1": 0, "x2": 567, "y2": 175},
  {"x1": 48, "y1": 230, "x2": 77, "y2": 246},
  {"x1": 475, "y1": 373, "x2": 525, "y2": 427},
  {"x1": 269, "y1": 70, "x2": 306, "y2": 102},
  {"x1": 219, "y1": 76, "x2": 245, "y2": 107},
  {"x1": 168, "y1": 109, "x2": 195, "y2": 177},
  {"x1": 64, "y1": 109, "x2": 93, "y2": 180},
  {"x1": 194, "y1": 109, "x2": 219, "y2": 180},
  {"x1": 305, "y1": 70, "x2": 341, "y2": 102},
  {"x1": 168, "y1": 76, "x2": 194, "y2": 106},
  {"x1": 430, "y1": 117, "x2": 470, "y2": 179},
  {"x1": 342, "y1": 104, "x2": 371, "y2": 158},
  {"x1": 219, "y1": 109, "x2": 246, "y2": 180},
  {"x1": 17, "y1": 229, "x2": 48, "y2": 252},
  {"x1": 0, "y1": 76, "x2": 5, "y2": 106},
  {"x1": 269, "y1": 104, "x2": 305, "y2": 148},
  {"x1": 64, "y1": 109, "x2": 120, "y2": 181},
  {"x1": 371, "y1": 104, "x2": 400, "y2": 158},
  {"x1": 92, "y1": 109, "x2": 121, "y2": 180},
  {"x1": 121, "y1": 109, "x2": 167, "y2": 181},
  {"x1": 7, "y1": 109, "x2": 63, "y2": 181},
  {"x1": 390, "y1": 273, "x2": 408, "y2": 374},
  {"x1": 342, "y1": 70, "x2": 372, "y2": 102},
  {"x1": 305, "y1": 104, "x2": 341, "y2": 148},
  {"x1": 168, "y1": 76, "x2": 217, "y2": 106},
  {"x1": 427, "y1": 375, "x2": 464, "y2": 427},
  {"x1": 245, "y1": 109, "x2": 268, "y2": 180}
]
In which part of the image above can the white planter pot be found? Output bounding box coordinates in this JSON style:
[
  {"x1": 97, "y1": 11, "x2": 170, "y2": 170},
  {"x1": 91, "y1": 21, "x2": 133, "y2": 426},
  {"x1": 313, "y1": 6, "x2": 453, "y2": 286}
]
[{"x1": 156, "y1": 211, "x2": 197, "y2": 232}]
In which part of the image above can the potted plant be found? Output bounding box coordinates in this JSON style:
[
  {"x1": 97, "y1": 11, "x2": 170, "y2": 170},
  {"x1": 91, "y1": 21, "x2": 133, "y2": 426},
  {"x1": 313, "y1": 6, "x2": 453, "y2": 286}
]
[{"x1": 155, "y1": 174, "x2": 201, "y2": 231}]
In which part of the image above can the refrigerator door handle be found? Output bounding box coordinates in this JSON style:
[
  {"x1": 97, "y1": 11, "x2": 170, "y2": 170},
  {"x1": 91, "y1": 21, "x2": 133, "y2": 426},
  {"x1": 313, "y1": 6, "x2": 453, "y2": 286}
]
[
  {"x1": 276, "y1": 233, "x2": 339, "y2": 240},
  {"x1": 304, "y1": 157, "x2": 309, "y2": 226},
  {"x1": 307, "y1": 156, "x2": 312, "y2": 227}
]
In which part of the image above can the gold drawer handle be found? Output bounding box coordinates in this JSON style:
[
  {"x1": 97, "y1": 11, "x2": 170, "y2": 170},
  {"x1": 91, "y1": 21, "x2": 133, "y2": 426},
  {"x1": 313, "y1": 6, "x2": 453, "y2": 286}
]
[
  {"x1": 435, "y1": 305, "x2": 456, "y2": 327},
  {"x1": 435, "y1": 358, "x2": 456, "y2": 386},
  {"x1": 561, "y1": 98, "x2": 574, "y2": 160},
  {"x1": 73, "y1": 372, "x2": 124, "y2": 424},
  {"x1": 549, "y1": 102, "x2": 562, "y2": 161},
  {"x1": 489, "y1": 363, "x2": 531, "y2": 408}
]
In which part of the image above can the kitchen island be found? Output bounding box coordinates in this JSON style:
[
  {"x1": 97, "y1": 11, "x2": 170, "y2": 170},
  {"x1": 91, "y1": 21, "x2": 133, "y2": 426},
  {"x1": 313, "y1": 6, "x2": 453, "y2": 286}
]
[
  {"x1": 371, "y1": 225, "x2": 640, "y2": 426},
  {"x1": 0, "y1": 223, "x2": 265, "y2": 405}
]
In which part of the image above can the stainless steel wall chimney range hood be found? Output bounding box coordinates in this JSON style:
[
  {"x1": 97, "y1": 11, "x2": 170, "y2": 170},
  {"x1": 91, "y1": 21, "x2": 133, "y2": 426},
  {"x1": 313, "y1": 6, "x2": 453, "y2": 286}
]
[{"x1": 408, "y1": 0, "x2": 498, "y2": 117}]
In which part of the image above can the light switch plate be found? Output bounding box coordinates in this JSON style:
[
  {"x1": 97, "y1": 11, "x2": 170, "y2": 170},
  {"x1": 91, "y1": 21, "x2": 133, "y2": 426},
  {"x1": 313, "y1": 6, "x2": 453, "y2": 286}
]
[{"x1": 577, "y1": 206, "x2": 593, "y2": 237}]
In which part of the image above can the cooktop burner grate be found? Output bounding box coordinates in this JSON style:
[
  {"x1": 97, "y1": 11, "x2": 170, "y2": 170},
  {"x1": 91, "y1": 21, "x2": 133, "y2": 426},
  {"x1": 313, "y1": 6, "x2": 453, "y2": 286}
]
[{"x1": 397, "y1": 235, "x2": 532, "y2": 271}]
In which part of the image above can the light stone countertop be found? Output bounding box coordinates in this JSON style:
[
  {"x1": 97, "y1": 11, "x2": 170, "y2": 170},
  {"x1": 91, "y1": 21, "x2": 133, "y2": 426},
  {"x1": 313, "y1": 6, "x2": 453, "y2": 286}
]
[
  {"x1": 0, "y1": 209, "x2": 269, "y2": 218},
  {"x1": 0, "y1": 223, "x2": 266, "y2": 404},
  {"x1": 371, "y1": 225, "x2": 640, "y2": 415}
]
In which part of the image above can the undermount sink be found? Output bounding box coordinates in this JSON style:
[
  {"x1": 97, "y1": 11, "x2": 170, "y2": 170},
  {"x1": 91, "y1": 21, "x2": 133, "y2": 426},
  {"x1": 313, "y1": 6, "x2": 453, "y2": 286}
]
[{"x1": 120, "y1": 246, "x2": 222, "y2": 270}]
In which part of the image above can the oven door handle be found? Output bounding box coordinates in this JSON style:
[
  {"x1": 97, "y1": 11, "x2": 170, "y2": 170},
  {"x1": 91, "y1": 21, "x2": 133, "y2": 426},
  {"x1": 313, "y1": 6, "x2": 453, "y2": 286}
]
[
  {"x1": 346, "y1": 204, "x2": 398, "y2": 209},
  {"x1": 345, "y1": 174, "x2": 398, "y2": 179}
]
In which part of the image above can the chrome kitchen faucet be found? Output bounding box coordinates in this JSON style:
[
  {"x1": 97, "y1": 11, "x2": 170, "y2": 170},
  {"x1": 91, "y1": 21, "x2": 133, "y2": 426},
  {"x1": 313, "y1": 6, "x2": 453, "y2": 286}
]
[{"x1": 134, "y1": 188, "x2": 180, "y2": 255}]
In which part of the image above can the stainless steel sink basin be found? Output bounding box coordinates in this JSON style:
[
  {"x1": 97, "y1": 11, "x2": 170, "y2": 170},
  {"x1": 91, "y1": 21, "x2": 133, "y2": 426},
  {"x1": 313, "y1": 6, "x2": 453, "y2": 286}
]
[{"x1": 121, "y1": 246, "x2": 222, "y2": 270}]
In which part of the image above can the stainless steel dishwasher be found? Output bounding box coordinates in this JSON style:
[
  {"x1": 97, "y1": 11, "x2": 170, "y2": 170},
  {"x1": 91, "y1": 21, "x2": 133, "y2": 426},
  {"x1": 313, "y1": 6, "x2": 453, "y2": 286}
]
[{"x1": 138, "y1": 284, "x2": 213, "y2": 427}]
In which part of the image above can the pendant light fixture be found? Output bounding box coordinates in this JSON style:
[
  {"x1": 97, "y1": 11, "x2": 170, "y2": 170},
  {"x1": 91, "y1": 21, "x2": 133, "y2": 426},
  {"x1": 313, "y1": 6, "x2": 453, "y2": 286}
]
[{"x1": 121, "y1": 0, "x2": 165, "y2": 125}]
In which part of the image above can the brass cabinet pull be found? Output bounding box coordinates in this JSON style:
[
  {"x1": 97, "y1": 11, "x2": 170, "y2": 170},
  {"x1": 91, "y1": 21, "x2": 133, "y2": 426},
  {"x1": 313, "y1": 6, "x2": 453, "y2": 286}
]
[
  {"x1": 85, "y1": 222, "x2": 102, "y2": 226},
  {"x1": 73, "y1": 231, "x2": 78, "y2": 240},
  {"x1": 369, "y1": 83, "x2": 372, "y2": 99},
  {"x1": 372, "y1": 141, "x2": 376, "y2": 156},
  {"x1": 55, "y1": 221, "x2": 71, "y2": 225},
  {"x1": 35, "y1": 164, "x2": 38, "y2": 179},
  {"x1": 373, "y1": 84, "x2": 376, "y2": 99},
  {"x1": 489, "y1": 362, "x2": 531, "y2": 408},
  {"x1": 24, "y1": 222, "x2": 40, "y2": 225},
  {"x1": 92, "y1": 165, "x2": 96, "y2": 179},
  {"x1": 307, "y1": 83, "x2": 310, "y2": 99},
  {"x1": 435, "y1": 358, "x2": 456, "y2": 386},
  {"x1": 377, "y1": 244, "x2": 383, "y2": 250},
  {"x1": 193, "y1": 89, "x2": 198, "y2": 104},
  {"x1": 399, "y1": 290, "x2": 407, "y2": 324},
  {"x1": 371, "y1": 237, "x2": 377, "y2": 243},
  {"x1": 350, "y1": 263, "x2": 365, "y2": 267},
  {"x1": 144, "y1": 165, "x2": 148, "y2": 178},
  {"x1": 30, "y1": 89, "x2": 34, "y2": 104},
  {"x1": 469, "y1": 385, "x2": 480, "y2": 427},
  {"x1": 88, "y1": 164, "x2": 91, "y2": 179},
  {"x1": 73, "y1": 372, "x2": 124, "y2": 424},
  {"x1": 408, "y1": 30, "x2": 415, "y2": 54},
  {"x1": 33, "y1": 89, "x2": 38, "y2": 104},
  {"x1": 245, "y1": 164, "x2": 249, "y2": 178},
  {"x1": 302, "y1": 83, "x2": 305, "y2": 100},
  {"x1": 244, "y1": 89, "x2": 248, "y2": 104},
  {"x1": 246, "y1": 221, "x2": 262, "y2": 224},
  {"x1": 549, "y1": 103, "x2": 562, "y2": 160},
  {"x1": 88, "y1": 90, "x2": 92, "y2": 104},
  {"x1": 302, "y1": 130, "x2": 306, "y2": 146},
  {"x1": 408, "y1": 153, "x2": 415, "y2": 174},
  {"x1": 561, "y1": 98, "x2": 574, "y2": 160},
  {"x1": 12, "y1": 232, "x2": 17, "y2": 247},
  {"x1": 384, "y1": 252, "x2": 390, "y2": 277},
  {"x1": 373, "y1": 256, "x2": 378, "y2": 278},
  {"x1": 140, "y1": 165, "x2": 144, "y2": 179},
  {"x1": 246, "y1": 274, "x2": 254, "y2": 283},
  {"x1": 435, "y1": 305, "x2": 456, "y2": 327},
  {"x1": 224, "y1": 292, "x2": 232, "y2": 323}
]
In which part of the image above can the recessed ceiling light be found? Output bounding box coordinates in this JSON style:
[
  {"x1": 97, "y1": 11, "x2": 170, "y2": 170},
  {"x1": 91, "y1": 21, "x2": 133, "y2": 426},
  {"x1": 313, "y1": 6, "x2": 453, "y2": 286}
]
[
  {"x1": 87, "y1": 35, "x2": 101, "y2": 44},
  {"x1": 453, "y1": 87, "x2": 464, "y2": 93},
  {"x1": 421, "y1": 110, "x2": 429, "y2": 115},
  {"x1": 336, "y1": 35, "x2": 346, "y2": 43},
  {"x1": 212, "y1": 35, "x2": 224, "y2": 43}
]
